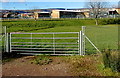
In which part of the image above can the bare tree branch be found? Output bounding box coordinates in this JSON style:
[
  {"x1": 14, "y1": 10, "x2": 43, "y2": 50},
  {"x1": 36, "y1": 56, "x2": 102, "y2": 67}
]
[{"x1": 86, "y1": 1, "x2": 108, "y2": 25}]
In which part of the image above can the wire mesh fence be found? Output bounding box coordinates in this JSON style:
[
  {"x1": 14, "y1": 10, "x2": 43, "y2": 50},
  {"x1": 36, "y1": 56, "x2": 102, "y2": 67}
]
[{"x1": 85, "y1": 26, "x2": 118, "y2": 54}]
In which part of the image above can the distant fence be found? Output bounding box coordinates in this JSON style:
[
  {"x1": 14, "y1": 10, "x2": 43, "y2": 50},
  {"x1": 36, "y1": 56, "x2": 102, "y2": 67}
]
[{"x1": 1, "y1": 14, "x2": 120, "y2": 20}]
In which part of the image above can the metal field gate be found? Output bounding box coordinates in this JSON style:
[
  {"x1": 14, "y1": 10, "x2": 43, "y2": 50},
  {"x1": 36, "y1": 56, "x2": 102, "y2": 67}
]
[{"x1": 8, "y1": 31, "x2": 85, "y2": 55}]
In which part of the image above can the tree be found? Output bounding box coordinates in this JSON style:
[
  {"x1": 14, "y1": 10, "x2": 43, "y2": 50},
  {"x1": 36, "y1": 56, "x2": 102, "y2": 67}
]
[{"x1": 87, "y1": 1, "x2": 107, "y2": 25}]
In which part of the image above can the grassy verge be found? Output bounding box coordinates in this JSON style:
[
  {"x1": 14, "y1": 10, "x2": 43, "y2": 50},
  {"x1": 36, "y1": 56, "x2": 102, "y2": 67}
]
[
  {"x1": 101, "y1": 49, "x2": 119, "y2": 76},
  {"x1": 64, "y1": 55, "x2": 101, "y2": 76},
  {"x1": 64, "y1": 54, "x2": 119, "y2": 76}
]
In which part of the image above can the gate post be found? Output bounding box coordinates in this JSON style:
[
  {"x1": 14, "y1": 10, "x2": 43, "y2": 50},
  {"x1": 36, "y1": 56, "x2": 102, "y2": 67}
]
[
  {"x1": 4, "y1": 26, "x2": 6, "y2": 52},
  {"x1": 10, "y1": 33, "x2": 12, "y2": 52},
  {"x1": 79, "y1": 26, "x2": 86, "y2": 56},
  {"x1": 82, "y1": 26, "x2": 86, "y2": 55},
  {"x1": 79, "y1": 31, "x2": 83, "y2": 55},
  {"x1": 6, "y1": 33, "x2": 9, "y2": 52},
  {"x1": 6, "y1": 33, "x2": 11, "y2": 52}
]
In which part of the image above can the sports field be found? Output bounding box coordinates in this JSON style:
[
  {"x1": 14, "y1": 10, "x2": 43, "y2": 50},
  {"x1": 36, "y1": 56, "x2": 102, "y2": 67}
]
[
  {"x1": 2, "y1": 19, "x2": 119, "y2": 54},
  {"x1": 1, "y1": 19, "x2": 119, "y2": 76}
]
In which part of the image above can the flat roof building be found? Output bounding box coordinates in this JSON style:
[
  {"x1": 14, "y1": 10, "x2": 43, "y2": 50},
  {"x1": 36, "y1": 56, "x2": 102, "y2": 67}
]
[
  {"x1": 34, "y1": 11, "x2": 51, "y2": 18},
  {"x1": 51, "y1": 10, "x2": 90, "y2": 18}
]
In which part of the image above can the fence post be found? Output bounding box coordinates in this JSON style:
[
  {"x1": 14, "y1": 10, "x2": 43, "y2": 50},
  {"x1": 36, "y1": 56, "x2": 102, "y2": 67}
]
[
  {"x1": 79, "y1": 31, "x2": 83, "y2": 55},
  {"x1": 10, "y1": 33, "x2": 12, "y2": 52},
  {"x1": 78, "y1": 32, "x2": 80, "y2": 54},
  {"x1": 82, "y1": 26, "x2": 86, "y2": 55},
  {"x1": 0, "y1": 37, "x2": 2, "y2": 53},
  {"x1": 4, "y1": 26, "x2": 6, "y2": 52},
  {"x1": 6, "y1": 33, "x2": 9, "y2": 52}
]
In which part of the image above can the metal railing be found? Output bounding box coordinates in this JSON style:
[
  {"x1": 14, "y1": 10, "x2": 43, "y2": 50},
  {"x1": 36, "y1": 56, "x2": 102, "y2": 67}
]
[
  {"x1": 9, "y1": 32, "x2": 84, "y2": 55},
  {"x1": 3, "y1": 26, "x2": 102, "y2": 55}
]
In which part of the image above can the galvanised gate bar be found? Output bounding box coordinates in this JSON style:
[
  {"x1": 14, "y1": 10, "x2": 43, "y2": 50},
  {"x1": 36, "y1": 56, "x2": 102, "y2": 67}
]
[
  {"x1": 2, "y1": 26, "x2": 93, "y2": 55},
  {"x1": 2, "y1": 26, "x2": 101, "y2": 55},
  {"x1": 8, "y1": 31, "x2": 85, "y2": 55}
]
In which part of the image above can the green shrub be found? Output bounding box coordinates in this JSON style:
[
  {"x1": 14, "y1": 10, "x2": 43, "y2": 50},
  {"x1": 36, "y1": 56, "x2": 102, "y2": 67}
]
[
  {"x1": 31, "y1": 55, "x2": 52, "y2": 65},
  {"x1": 102, "y1": 49, "x2": 119, "y2": 72},
  {"x1": 100, "y1": 18, "x2": 120, "y2": 25}
]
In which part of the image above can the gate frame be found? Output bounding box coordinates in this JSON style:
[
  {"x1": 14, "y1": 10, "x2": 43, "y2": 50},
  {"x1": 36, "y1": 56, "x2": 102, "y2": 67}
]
[
  {"x1": 6, "y1": 26, "x2": 90, "y2": 56},
  {"x1": 9, "y1": 32, "x2": 81, "y2": 55}
]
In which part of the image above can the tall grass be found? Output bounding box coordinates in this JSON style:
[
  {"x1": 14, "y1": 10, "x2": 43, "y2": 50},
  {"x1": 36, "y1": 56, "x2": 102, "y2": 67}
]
[{"x1": 102, "y1": 49, "x2": 119, "y2": 72}]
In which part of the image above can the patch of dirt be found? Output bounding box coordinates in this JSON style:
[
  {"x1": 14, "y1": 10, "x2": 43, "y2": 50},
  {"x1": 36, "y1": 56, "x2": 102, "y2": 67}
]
[
  {"x1": 2, "y1": 56, "x2": 73, "y2": 76},
  {"x1": 70, "y1": 56, "x2": 102, "y2": 76},
  {"x1": 2, "y1": 55, "x2": 102, "y2": 76}
]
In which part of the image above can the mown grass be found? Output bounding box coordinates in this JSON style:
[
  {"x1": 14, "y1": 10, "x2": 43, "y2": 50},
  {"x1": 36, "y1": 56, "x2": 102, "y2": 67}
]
[
  {"x1": 2, "y1": 19, "x2": 95, "y2": 33},
  {"x1": 2, "y1": 19, "x2": 119, "y2": 53},
  {"x1": 85, "y1": 25, "x2": 118, "y2": 54},
  {"x1": 1, "y1": 18, "x2": 119, "y2": 76}
]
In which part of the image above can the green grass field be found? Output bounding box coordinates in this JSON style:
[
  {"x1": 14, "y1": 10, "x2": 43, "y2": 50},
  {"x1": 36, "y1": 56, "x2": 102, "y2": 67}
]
[
  {"x1": 85, "y1": 25, "x2": 118, "y2": 54},
  {"x1": 2, "y1": 19, "x2": 96, "y2": 33},
  {"x1": 1, "y1": 19, "x2": 119, "y2": 54},
  {"x1": 2, "y1": 19, "x2": 119, "y2": 75}
]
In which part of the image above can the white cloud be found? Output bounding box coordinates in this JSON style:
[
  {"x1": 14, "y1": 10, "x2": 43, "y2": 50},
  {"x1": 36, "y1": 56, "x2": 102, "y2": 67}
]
[
  {"x1": 19, "y1": 0, "x2": 25, "y2": 2},
  {"x1": 1, "y1": 0, "x2": 25, "y2": 2},
  {"x1": 1, "y1": 0, "x2": 9, "y2": 2}
]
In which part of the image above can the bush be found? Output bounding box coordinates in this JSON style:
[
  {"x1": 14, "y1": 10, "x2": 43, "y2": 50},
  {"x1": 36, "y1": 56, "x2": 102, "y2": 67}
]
[
  {"x1": 31, "y1": 55, "x2": 52, "y2": 65},
  {"x1": 102, "y1": 49, "x2": 119, "y2": 72},
  {"x1": 100, "y1": 18, "x2": 120, "y2": 25}
]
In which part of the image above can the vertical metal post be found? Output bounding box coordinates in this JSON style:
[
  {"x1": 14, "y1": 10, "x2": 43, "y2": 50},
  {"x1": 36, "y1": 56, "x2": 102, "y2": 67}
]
[
  {"x1": 4, "y1": 26, "x2": 6, "y2": 37},
  {"x1": 82, "y1": 26, "x2": 86, "y2": 55},
  {"x1": 53, "y1": 33, "x2": 55, "y2": 54},
  {"x1": 10, "y1": 33, "x2": 12, "y2": 52},
  {"x1": 6, "y1": 33, "x2": 8, "y2": 52},
  {"x1": 78, "y1": 32, "x2": 79, "y2": 54},
  {"x1": 0, "y1": 37, "x2": 2, "y2": 52},
  {"x1": 4, "y1": 26, "x2": 6, "y2": 52},
  {"x1": 79, "y1": 31, "x2": 83, "y2": 55},
  {"x1": 114, "y1": 14, "x2": 115, "y2": 19}
]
